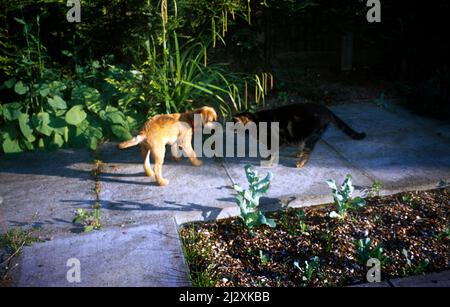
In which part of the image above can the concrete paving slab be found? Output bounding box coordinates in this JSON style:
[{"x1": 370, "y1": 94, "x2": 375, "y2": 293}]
[
  {"x1": 99, "y1": 143, "x2": 236, "y2": 226},
  {"x1": 323, "y1": 131, "x2": 450, "y2": 191},
  {"x1": 223, "y1": 140, "x2": 374, "y2": 210},
  {"x1": 389, "y1": 270, "x2": 450, "y2": 287},
  {"x1": 379, "y1": 101, "x2": 450, "y2": 141},
  {"x1": 323, "y1": 103, "x2": 424, "y2": 139},
  {"x1": 350, "y1": 281, "x2": 392, "y2": 287},
  {"x1": 0, "y1": 149, "x2": 94, "y2": 236},
  {"x1": 12, "y1": 219, "x2": 190, "y2": 287}
]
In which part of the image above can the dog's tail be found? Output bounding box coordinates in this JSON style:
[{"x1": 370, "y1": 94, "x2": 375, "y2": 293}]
[{"x1": 117, "y1": 134, "x2": 146, "y2": 149}]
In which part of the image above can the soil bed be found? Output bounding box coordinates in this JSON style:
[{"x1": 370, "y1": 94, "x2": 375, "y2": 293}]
[{"x1": 180, "y1": 188, "x2": 449, "y2": 287}]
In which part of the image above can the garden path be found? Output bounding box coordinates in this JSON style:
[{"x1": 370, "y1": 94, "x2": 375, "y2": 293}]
[{"x1": 1, "y1": 101, "x2": 449, "y2": 286}]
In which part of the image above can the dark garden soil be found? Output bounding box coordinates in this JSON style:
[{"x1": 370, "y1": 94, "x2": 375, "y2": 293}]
[{"x1": 180, "y1": 188, "x2": 450, "y2": 287}]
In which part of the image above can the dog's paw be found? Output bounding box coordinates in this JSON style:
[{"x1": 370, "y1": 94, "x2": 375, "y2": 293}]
[
  {"x1": 191, "y1": 159, "x2": 203, "y2": 167},
  {"x1": 172, "y1": 156, "x2": 182, "y2": 162},
  {"x1": 157, "y1": 178, "x2": 170, "y2": 186}
]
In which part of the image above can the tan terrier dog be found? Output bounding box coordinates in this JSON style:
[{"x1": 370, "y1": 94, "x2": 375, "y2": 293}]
[{"x1": 118, "y1": 106, "x2": 217, "y2": 186}]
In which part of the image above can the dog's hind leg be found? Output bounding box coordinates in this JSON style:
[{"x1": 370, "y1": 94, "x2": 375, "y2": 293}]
[
  {"x1": 143, "y1": 149, "x2": 155, "y2": 178},
  {"x1": 140, "y1": 143, "x2": 154, "y2": 177},
  {"x1": 152, "y1": 142, "x2": 169, "y2": 186}
]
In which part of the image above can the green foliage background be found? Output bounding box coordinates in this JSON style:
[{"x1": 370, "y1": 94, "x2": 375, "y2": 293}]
[{"x1": 0, "y1": 0, "x2": 275, "y2": 154}]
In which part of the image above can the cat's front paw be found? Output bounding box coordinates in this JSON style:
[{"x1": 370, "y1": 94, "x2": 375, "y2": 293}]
[
  {"x1": 296, "y1": 156, "x2": 309, "y2": 168},
  {"x1": 296, "y1": 160, "x2": 307, "y2": 168}
]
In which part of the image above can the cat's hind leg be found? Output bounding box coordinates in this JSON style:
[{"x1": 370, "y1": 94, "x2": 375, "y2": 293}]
[{"x1": 295, "y1": 129, "x2": 324, "y2": 168}]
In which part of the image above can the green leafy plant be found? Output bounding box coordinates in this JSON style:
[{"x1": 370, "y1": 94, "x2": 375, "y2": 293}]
[
  {"x1": 401, "y1": 248, "x2": 429, "y2": 276},
  {"x1": 296, "y1": 210, "x2": 309, "y2": 235},
  {"x1": 0, "y1": 227, "x2": 39, "y2": 256},
  {"x1": 368, "y1": 180, "x2": 383, "y2": 197},
  {"x1": 355, "y1": 237, "x2": 385, "y2": 265},
  {"x1": 317, "y1": 230, "x2": 334, "y2": 253},
  {"x1": 180, "y1": 225, "x2": 217, "y2": 287},
  {"x1": 259, "y1": 250, "x2": 271, "y2": 266},
  {"x1": 401, "y1": 195, "x2": 413, "y2": 204},
  {"x1": 232, "y1": 165, "x2": 276, "y2": 228},
  {"x1": 294, "y1": 256, "x2": 320, "y2": 285},
  {"x1": 0, "y1": 17, "x2": 141, "y2": 154},
  {"x1": 72, "y1": 208, "x2": 101, "y2": 232},
  {"x1": 434, "y1": 227, "x2": 450, "y2": 241},
  {"x1": 326, "y1": 174, "x2": 366, "y2": 219},
  {"x1": 72, "y1": 156, "x2": 102, "y2": 232}
]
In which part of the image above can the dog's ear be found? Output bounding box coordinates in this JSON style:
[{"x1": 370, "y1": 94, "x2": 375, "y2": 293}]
[{"x1": 197, "y1": 106, "x2": 217, "y2": 125}]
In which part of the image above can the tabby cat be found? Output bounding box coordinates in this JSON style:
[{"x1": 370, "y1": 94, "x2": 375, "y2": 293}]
[{"x1": 233, "y1": 103, "x2": 366, "y2": 168}]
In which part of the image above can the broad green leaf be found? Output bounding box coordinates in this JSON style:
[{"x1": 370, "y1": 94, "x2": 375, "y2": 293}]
[
  {"x1": 71, "y1": 85, "x2": 102, "y2": 112},
  {"x1": 39, "y1": 87, "x2": 50, "y2": 97},
  {"x1": 49, "y1": 116, "x2": 67, "y2": 135},
  {"x1": 37, "y1": 83, "x2": 50, "y2": 97},
  {"x1": 3, "y1": 102, "x2": 22, "y2": 121},
  {"x1": 88, "y1": 137, "x2": 98, "y2": 150},
  {"x1": 48, "y1": 95, "x2": 67, "y2": 112},
  {"x1": 18, "y1": 113, "x2": 36, "y2": 142},
  {"x1": 326, "y1": 179, "x2": 337, "y2": 190},
  {"x1": 85, "y1": 125, "x2": 103, "y2": 140},
  {"x1": 68, "y1": 125, "x2": 85, "y2": 148},
  {"x1": 2, "y1": 138, "x2": 22, "y2": 153},
  {"x1": 232, "y1": 184, "x2": 243, "y2": 193},
  {"x1": 106, "y1": 112, "x2": 126, "y2": 125},
  {"x1": 65, "y1": 105, "x2": 87, "y2": 126},
  {"x1": 63, "y1": 126, "x2": 69, "y2": 142},
  {"x1": 3, "y1": 78, "x2": 16, "y2": 89},
  {"x1": 260, "y1": 215, "x2": 276, "y2": 228},
  {"x1": 22, "y1": 139, "x2": 34, "y2": 151},
  {"x1": 50, "y1": 132, "x2": 64, "y2": 149},
  {"x1": 84, "y1": 225, "x2": 94, "y2": 232},
  {"x1": 48, "y1": 81, "x2": 66, "y2": 96},
  {"x1": 14, "y1": 81, "x2": 29, "y2": 95},
  {"x1": 111, "y1": 124, "x2": 132, "y2": 140},
  {"x1": 34, "y1": 112, "x2": 53, "y2": 136},
  {"x1": 38, "y1": 138, "x2": 45, "y2": 150}
]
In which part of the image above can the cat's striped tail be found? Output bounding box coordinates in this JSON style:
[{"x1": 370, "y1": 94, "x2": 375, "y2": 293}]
[{"x1": 331, "y1": 113, "x2": 366, "y2": 140}]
